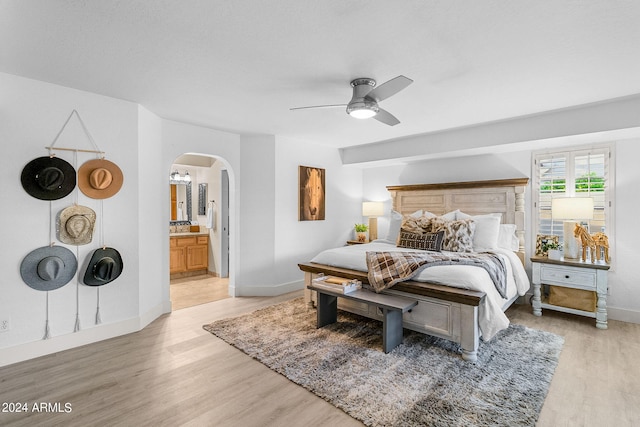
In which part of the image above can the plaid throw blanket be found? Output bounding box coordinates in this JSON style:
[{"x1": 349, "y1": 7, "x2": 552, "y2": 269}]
[{"x1": 366, "y1": 251, "x2": 508, "y2": 298}]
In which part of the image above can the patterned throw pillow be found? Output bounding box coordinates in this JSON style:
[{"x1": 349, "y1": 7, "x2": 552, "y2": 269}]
[
  {"x1": 400, "y1": 216, "x2": 425, "y2": 234},
  {"x1": 431, "y1": 218, "x2": 476, "y2": 252},
  {"x1": 401, "y1": 215, "x2": 436, "y2": 234},
  {"x1": 397, "y1": 231, "x2": 444, "y2": 251}
]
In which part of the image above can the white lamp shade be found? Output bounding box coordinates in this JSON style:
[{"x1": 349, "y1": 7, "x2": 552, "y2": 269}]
[
  {"x1": 552, "y1": 197, "x2": 594, "y2": 220},
  {"x1": 362, "y1": 201, "x2": 384, "y2": 217}
]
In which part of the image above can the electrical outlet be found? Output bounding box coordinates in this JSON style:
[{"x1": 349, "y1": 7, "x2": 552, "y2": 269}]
[{"x1": 0, "y1": 317, "x2": 10, "y2": 333}]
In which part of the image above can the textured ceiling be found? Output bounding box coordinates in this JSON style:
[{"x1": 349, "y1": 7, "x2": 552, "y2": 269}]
[{"x1": 2, "y1": 0, "x2": 640, "y2": 148}]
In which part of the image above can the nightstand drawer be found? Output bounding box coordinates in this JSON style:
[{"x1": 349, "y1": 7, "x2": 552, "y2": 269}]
[{"x1": 540, "y1": 265, "x2": 596, "y2": 289}]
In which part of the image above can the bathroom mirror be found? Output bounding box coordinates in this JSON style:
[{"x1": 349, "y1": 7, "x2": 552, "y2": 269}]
[
  {"x1": 198, "y1": 183, "x2": 207, "y2": 216},
  {"x1": 170, "y1": 181, "x2": 192, "y2": 222}
]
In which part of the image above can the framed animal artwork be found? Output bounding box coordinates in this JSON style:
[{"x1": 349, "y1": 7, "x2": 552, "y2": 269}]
[{"x1": 299, "y1": 166, "x2": 325, "y2": 221}]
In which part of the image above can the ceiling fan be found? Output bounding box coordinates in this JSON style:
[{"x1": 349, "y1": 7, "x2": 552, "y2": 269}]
[{"x1": 290, "y1": 75, "x2": 413, "y2": 126}]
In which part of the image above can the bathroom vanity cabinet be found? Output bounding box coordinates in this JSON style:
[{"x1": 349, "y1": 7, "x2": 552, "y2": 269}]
[{"x1": 170, "y1": 234, "x2": 208, "y2": 275}]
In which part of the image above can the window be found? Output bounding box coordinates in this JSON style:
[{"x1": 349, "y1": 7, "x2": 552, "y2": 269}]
[{"x1": 533, "y1": 144, "x2": 614, "y2": 247}]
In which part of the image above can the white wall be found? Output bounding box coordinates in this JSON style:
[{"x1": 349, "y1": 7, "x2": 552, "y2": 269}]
[
  {"x1": 138, "y1": 106, "x2": 166, "y2": 319},
  {"x1": 273, "y1": 137, "x2": 363, "y2": 287},
  {"x1": 235, "y1": 135, "x2": 277, "y2": 292},
  {"x1": 205, "y1": 161, "x2": 224, "y2": 275},
  {"x1": 233, "y1": 136, "x2": 364, "y2": 294},
  {"x1": 0, "y1": 72, "x2": 145, "y2": 366},
  {"x1": 362, "y1": 142, "x2": 640, "y2": 324},
  {"x1": 609, "y1": 139, "x2": 640, "y2": 322}
]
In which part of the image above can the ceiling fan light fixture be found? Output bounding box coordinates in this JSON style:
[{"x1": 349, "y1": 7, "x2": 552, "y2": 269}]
[
  {"x1": 346, "y1": 101, "x2": 379, "y2": 119},
  {"x1": 290, "y1": 75, "x2": 412, "y2": 126}
]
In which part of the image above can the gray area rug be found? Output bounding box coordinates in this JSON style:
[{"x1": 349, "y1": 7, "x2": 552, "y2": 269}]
[{"x1": 203, "y1": 298, "x2": 563, "y2": 427}]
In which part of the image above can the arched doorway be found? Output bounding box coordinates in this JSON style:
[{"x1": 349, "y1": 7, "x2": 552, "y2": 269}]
[{"x1": 168, "y1": 153, "x2": 231, "y2": 310}]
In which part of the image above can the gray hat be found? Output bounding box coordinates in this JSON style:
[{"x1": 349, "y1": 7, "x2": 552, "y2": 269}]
[
  {"x1": 57, "y1": 205, "x2": 96, "y2": 245},
  {"x1": 20, "y1": 246, "x2": 78, "y2": 291},
  {"x1": 83, "y1": 247, "x2": 123, "y2": 286}
]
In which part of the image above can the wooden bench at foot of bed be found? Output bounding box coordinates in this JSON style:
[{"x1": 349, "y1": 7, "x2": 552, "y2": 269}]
[{"x1": 299, "y1": 262, "x2": 486, "y2": 362}]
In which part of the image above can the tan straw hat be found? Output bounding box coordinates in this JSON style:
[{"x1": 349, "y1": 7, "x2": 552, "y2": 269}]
[
  {"x1": 57, "y1": 205, "x2": 96, "y2": 245},
  {"x1": 78, "y1": 158, "x2": 123, "y2": 199}
]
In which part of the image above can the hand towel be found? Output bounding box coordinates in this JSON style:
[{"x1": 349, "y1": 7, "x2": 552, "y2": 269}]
[{"x1": 207, "y1": 202, "x2": 216, "y2": 230}]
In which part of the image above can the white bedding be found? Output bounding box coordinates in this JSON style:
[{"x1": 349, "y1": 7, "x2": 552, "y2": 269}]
[{"x1": 310, "y1": 239, "x2": 530, "y2": 340}]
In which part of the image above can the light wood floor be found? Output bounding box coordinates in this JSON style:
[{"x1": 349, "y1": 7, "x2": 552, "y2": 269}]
[
  {"x1": 170, "y1": 274, "x2": 230, "y2": 310},
  {"x1": 0, "y1": 293, "x2": 638, "y2": 427}
]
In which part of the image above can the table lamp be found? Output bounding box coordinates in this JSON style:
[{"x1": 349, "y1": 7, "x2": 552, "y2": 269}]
[
  {"x1": 362, "y1": 201, "x2": 384, "y2": 241},
  {"x1": 551, "y1": 197, "x2": 594, "y2": 259}
]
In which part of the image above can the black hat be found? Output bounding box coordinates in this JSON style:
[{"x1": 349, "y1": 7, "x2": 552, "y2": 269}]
[
  {"x1": 20, "y1": 245, "x2": 78, "y2": 291},
  {"x1": 21, "y1": 156, "x2": 77, "y2": 200},
  {"x1": 83, "y1": 247, "x2": 123, "y2": 286}
]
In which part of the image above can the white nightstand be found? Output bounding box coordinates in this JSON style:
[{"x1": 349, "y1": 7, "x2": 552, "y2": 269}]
[{"x1": 531, "y1": 255, "x2": 610, "y2": 329}]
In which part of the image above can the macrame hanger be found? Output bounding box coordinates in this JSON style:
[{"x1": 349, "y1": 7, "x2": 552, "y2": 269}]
[
  {"x1": 46, "y1": 109, "x2": 106, "y2": 324},
  {"x1": 95, "y1": 288, "x2": 102, "y2": 325},
  {"x1": 46, "y1": 109, "x2": 105, "y2": 158},
  {"x1": 74, "y1": 244, "x2": 81, "y2": 332},
  {"x1": 43, "y1": 158, "x2": 56, "y2": 339},
  {"x1": 43, "y1": 292, "x2": 51, "y2": 340},
  {"x1": 41, "y1": 109, "x2": 110, "y2": 335},
  {"x1": 48, "y1": 200, "x2": 54, "y2": 247},
  {"x1": 95, "y1": 197, "x2": 104, "y2": 324}
]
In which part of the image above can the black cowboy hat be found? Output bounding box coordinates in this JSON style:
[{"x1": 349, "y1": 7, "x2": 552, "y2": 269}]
[
  {"x1": 21, "y1": 156, "x2": 76, "y2": 200},
  {"x1": 83, "y1": 247, "x2": 123, "y2": 286}
]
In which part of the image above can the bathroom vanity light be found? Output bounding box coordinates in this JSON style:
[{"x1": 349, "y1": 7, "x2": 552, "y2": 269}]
[{"x1": 170, "y1": 170, "x2": 191, "y2": 182}]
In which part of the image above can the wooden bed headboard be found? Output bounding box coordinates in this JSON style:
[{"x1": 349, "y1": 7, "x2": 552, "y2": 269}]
[{"x1": 387, "y1": 178, "x2": 529, "y2": 263}]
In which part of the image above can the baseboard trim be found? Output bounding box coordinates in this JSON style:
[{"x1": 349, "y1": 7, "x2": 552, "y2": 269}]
[
  {"x1": 0, "y1": 303, "x2": 165, "y2": 368},
  {"x1": 235, "y1": 280, "x2": 304, "y2": 297},
  {"x1": 607, "y1": 306, "x2": 640, "y2": 324}
]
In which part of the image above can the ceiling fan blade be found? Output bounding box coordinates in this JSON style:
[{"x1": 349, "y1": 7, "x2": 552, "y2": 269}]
[
  {"x1": 290, "y1": 104, "x2": 347, "y2": 111},
  {"x1": 373, "y1": 108, "x2": 400, "y2": 126},
  {"x1": 365, "y1": 75, "x2": 413, "y2": 102}
]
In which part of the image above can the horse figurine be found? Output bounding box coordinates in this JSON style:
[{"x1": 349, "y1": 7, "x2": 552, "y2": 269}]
[
  {"x1": 591, "y1": 232, "x2": 610, "y2": 263},
  {"x1": 574, "y1": 223, "x2": 596, "y2": 263}
]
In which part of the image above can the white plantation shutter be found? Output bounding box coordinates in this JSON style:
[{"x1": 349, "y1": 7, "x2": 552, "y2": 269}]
[{"x1": 533, "y1": 145, "x2": 613, "y2": 247}]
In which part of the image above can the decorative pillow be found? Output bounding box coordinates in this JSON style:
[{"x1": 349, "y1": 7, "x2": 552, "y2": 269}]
[
  {"x1": 397, "y1": 231, "x2": 444, "y2": 252},
  {"x1": 441, "y1": 210, "x2": 459, "y2": 221},
  {"x1": 422, "y1": 210, "x2": 437, "y2": 219},
  {"x1": 401, "y1": 214, "x2": 436, "y2": 234},
  {"x1": 415, "y1": 215, "x2": 436, "y2": 232},
  {"x1": 457, "y1": 212, "x2": 502, "y2": 252},
  {"x1": 400, "y1": 215, "x2": 425, "y2": 234},
  {"x1": 385, "y1": 210, "x2": 403, "y2": 243},
  {"x1": 497, "y1": 224, "x2": 520, "y2": 251},
  {"x1": 431, "y1": 218, "x2": 476, "y2": 252}
]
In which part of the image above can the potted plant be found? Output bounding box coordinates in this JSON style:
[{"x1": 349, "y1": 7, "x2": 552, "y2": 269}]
[
  {"x1": 543, "y1": 241, "x2": 562, "y2": 260},
  {"x1": 354, "y1": 223, "x2": 369, "y2": 243}
]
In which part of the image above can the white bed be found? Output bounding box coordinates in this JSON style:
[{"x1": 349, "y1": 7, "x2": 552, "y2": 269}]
[
  {"x1": 299, "y1": 178, "x2": 530, "y2": 361},
  {"x1": 310, "y1": 240, "x2": 529, "y2": 341}
]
